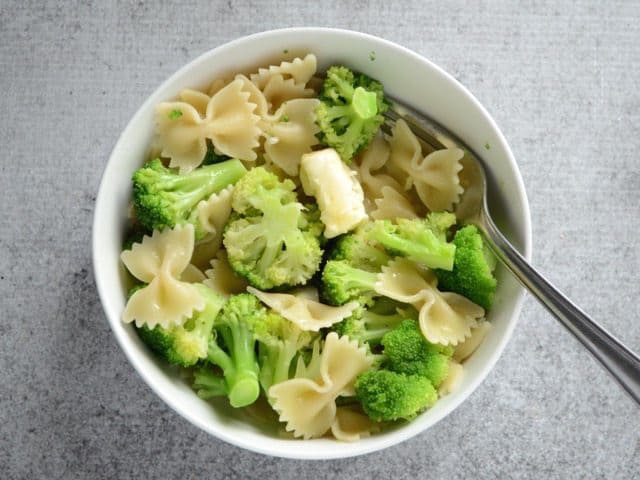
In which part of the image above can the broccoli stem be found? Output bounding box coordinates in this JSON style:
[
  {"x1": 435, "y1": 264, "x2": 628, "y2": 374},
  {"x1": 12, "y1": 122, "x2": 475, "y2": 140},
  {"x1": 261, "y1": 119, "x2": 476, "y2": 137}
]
[
  {"x1": 371, "y1": 227, "x2": 455, "y2": 271},
  {"x1": 193, "y1": 368, "x2": 228, "y2": 399}
]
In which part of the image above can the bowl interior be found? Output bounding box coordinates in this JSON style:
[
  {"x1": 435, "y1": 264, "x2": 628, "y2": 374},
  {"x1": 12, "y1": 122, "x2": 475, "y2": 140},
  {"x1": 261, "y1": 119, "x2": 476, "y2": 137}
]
[{"x1": 93, "y1": 28, "x2": 531, "y2": 459}]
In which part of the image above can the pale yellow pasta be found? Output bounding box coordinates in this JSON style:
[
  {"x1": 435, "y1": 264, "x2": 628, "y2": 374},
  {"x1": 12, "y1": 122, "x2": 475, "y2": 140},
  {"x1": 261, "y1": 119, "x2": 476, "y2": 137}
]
[
  {"x1": 250, "y1": 54, "x2": 318, "y2": 90},
  {"x1": 195, "y1": 185, "x2": 234, "y2": 238},
  {"x1": 179, "y1": 88, "x2": 211, "y2": 117},
  {"x1": 355, "y1": 133, "x2": 404, "y2": 200},
  {"x1": 180, "y1": 263, "x2": 206, "y2": 283},
  {"x1": 261, "y1": 74, "x2": 316, "y2": 111},
  {"x1": 234, "y1": 74, "x2": 270, "y2": 118},
  {"x1": 269, "y1": 333, "x2": 372, "y2": 439},
  {"x1": 155, "y1": 101, "x2": 210, "y2": 173},
  {"x1": 375, "y1": 258, "x2": 484, "y2": 345},
  {"x1": 388, "y1": 119, "x2": 464, "y2": 211},
  {"x1": 120, "y1": 224, "x2": 205, "y2": 329},
  {"x1": 203, "y1": 250, "x2": 248, "y2": 297},
  {"x1": 331, "y1": 406, "x2": 379, "y2": 442},
  {"x1": 438, "y1": 359, "x2": 464, "y2": 396},
  {"x1": 207, "y1": 77, "x2": 229, "y2": 96},
  {"x1": 205, "y1": 78, "x2": 262, "y2": 161},
  {"x1": 262, "y1": 98, "x2": 321, "y2": 176},
  {"x1": 155, "y1": 79, "x2": 261, "y2": 172},
  {"x1": 453, "y1": 320, "x2": 492, "y2": 362},
  {"x1": 247, "y1": 286, "x2": 359, "y2": 332},
  {"x1": 370, "y1": 185, "x2": 419, "y2": 221},
  {"x1": 300, "y1": 149, "x2": 369, "y2": 238}
]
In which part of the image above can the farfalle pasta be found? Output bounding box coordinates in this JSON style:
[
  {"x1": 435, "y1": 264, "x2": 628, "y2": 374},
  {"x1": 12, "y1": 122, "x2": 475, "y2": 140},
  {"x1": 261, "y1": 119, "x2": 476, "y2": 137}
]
[
  {"x1": 121, "y1": 224, "x2": 205, "y2": 329},
  {"x1": 269, "y1": 333, "x2": 373, "y2": 439},
  {"x1": 247, "y1": 286, "x2": 359, "y2": 331},
  {"x1": 375, "y1": 258, "x2": 485, "y2": 345},
  {"x1": 388, "y1": 119, "x2": 464, "y2": 212},
  {"x1": 120, "y1": 54, "x2": 500, "y2": 441}
]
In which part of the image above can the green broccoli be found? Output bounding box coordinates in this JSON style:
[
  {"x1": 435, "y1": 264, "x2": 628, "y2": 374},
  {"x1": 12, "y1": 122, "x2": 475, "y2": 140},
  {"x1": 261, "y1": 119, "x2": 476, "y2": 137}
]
[
  {"x1": 355, "y1": 370, "x2": 437, "y2": 422},
  {"x1": 206, "y1": 294, "x2": 261, "y2": 408},
  {"x1": 250, "y1": 309, "x2": 316, "y2": 394},
  {"x1": 223, "y1": 167, "x2": 323, "y2": 290},
  {"x1": 328, "y1": 227, "x2": 389, "y2": 272},
  {"x1": 381, "y1": 319, "x2": 452, "y2": 387},
  {"x1": 136, "y1": 284, "x2": 225, "y2": 367},
  {"x1": 132, "y1": 158, "x2": 246, "y2": 239},
  {"x1": 321, "y1": 259, "x2": 380, "y2": 306},
  {"x1": 435, "y1": 225, "x2": 497, "y2": 310},
  {"x1": 333, "y1": 302, "x2": 406, "y2": 347},
  {"x1": 192, "y1": 365, "x2": 228, "y2": 399},
  {"x1": 315, "y1": 66, "x2": 388, "y2": 163},
  {"x1": 367, "y1": 213, "x2": 457, "y2": 271}
]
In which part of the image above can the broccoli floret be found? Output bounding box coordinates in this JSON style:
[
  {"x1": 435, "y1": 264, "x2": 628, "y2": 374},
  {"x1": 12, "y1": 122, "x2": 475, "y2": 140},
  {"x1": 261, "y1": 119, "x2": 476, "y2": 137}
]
[
  {"x1": 206, "y1": 294, "x2": 261, "y2": 408},
  {"x1": 250, "y1": 309, "x2": 316, "y2": 394},
  {"x1": 192, "y1": 365, "x2": 228, "y2": 399},
  {"x1": 136, "y1": 284, "x2": 225, "y2": 367},
  {"x1": 333, "y1": 302, "x2": 406, "y2": 347},
  {"x1": 301, "y1": 203, "x2": 327, "y2": 246},
  {"x1": 435, "y1": 225, "x2": 497, "y2": 310},
  {"x1": 321, "y1": 259, "x2": 380, "y2": 306},
  {"x1": 355, "y1": 370, "x2": 437, "y2": 422},
  {"x1": 328, "y1": 227, "x2": 389, "y2": 272},
  {"x1": 223, "y1": 167, "x2": 323, "y2": 290},
  {"x1": 368, "y1": 213, "x2": 457, "y2": 271},
  {"x1": 381, "y1": 319, "x2": 452, "y2": 387},
  {"x1": 132, "y1": 158, "x2": 246, "y2": 239},
  {"x1": 315, "y1": 66, "x2": 388, "y2": 163}
]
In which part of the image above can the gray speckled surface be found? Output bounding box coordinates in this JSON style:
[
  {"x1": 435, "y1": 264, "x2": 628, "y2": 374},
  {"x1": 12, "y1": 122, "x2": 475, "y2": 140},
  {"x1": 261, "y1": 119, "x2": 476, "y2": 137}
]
[{"x1": 1, "y1": 1, "x2": 639, "y2": 478}]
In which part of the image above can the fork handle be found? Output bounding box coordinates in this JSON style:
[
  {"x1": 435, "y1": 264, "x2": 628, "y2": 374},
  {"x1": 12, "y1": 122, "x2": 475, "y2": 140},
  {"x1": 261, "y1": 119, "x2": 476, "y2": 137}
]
[{"x1": 479, "y1": 213, "x2": 640, "y2": 405}]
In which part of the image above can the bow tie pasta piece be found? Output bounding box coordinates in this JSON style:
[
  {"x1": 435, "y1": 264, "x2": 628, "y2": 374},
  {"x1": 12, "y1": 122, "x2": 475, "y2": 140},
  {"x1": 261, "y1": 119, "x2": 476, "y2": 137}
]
[
  {"x1": 370, "y1": 185, "x2": 419, "y2": 221},
  {"x1": 195, "y1": 185, "x2": 234, "y2": 240},
  {"x1": 438, "y1": 359, "x2": 464, "y2": 396},
  {"x1": 179, "y1": 89, "x2": 211, "y2": 117},
  {"x1": 355, "y1": 133, "x2": 404, "y2": 200},
  {"x1": 375, "y1": 258, "x2": 484, "y2": 345},
  {"x1": 205, "y1": 78, "x2": 262, "y2": 161},
  {"x1": 269, "y1": 332, "x2": 373, "y2": 439},
  {"x1": 120, "y1": 224, "x2": 205, "y2": 329},
  {"x1": 155, "y1": 102, "x2": 210, "y2": 173},
  {"x1": 247, "y1": 286, "x2": 359, "y2": 331},
  {"x1": 388, "y1": 119, "x2": 464, "y2": 212},
  {"x1": 331, "y1": 406, "x2": 379, "y2": 442},
  {"x1": 180, "y1": 263, "x2": 206, "y2": 283},
  {"x1": 204, "y1": 250, "x2": 248, "y2": 298},
  {"x1": 261, "y1": 74, "x2": 316, "y2": 112},
  {"x1": 262, "y1": 98, "x2": 321, "y2": 176},
  {"x1": 250, "y1": 53, "x2": 318, "y2": 90},
  {"x1": 300, "y1": 148, "x2": 368, "y2": 239},
  {"x1": 453, "y1": 320, "x2": 492, "y2": 362}
]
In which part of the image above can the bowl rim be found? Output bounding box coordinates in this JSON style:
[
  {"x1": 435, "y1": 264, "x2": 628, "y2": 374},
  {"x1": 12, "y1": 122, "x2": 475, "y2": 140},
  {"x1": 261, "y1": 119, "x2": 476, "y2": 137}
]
[{"x1": 93, "y1": 26, "x2": 532, "y2": 459}]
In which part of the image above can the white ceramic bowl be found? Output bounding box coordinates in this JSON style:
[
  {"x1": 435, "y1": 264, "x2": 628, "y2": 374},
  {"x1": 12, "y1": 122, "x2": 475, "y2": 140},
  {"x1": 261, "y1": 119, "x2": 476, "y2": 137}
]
[{"x1": 93, "y1": 27, "x2": 531, "y2": 459}]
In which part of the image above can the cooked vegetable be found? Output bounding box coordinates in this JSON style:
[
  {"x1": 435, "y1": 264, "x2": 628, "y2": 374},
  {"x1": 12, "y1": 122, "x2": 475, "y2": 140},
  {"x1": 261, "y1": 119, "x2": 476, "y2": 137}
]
[
  {"x1": 136, "y1": 284, "x2": 225, "y2": 367},
  {"x1": 321, "y1": 259, "x2": 380, "y2": 306},
  {"x1": 132, "y1": 158, "x2": 246, "y2": 239},
  {"x1": 315, "y1": 66, "x2": 388, "y2": 163},
  {"x1": 435, "y1": 225, "x2": 497, "y2": 310},
  {"x1": 367, "y1": 213, "x2": 457, "y2": 271},
  {"x1": 223, "y1": 167, "x2": 323, "y2": 290}
]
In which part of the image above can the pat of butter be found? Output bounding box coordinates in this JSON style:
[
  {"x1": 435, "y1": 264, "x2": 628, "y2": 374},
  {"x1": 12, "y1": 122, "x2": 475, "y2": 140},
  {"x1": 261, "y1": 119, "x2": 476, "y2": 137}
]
[{"x1": 300, "y1": 148, "x2": 368, "y2": 239}]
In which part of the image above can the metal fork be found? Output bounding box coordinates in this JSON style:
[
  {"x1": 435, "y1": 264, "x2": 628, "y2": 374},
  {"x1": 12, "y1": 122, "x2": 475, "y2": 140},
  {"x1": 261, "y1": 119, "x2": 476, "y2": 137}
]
[{"x1": 383, "y1": 98, "x2": 640, "y2": 405}]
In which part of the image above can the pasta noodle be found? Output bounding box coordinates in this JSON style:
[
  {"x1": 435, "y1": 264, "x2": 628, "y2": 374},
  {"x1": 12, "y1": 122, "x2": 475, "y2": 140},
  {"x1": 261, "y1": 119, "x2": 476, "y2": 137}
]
[
  {"x1": 438, "y1": 359, "x2": 464, "y2": 395},
  {"x1": 247, "y1": 287, "x2": 359, "y2": 331},
  {"x1": 331, "y1": 406, "x2": 379, "y2": 442},
  {"x1": 120, "y1": 224, "x2": 205, "y2": 329},
  {"x1": 375, "y1": 258, "x2": 484, "y2": 345},
  {"x1": 453, "y1": 320, "x2": 492, "y2": 362},
  {"x1": 269, "y1": 333, "x2": 373, "y2": 439},
  {"x1": 388, "y1": 119, "x2": 464, "y2": 212},
  {"x1": 155, "y1": 78, "x2": 261, "y2": 173},
  {"x1": 262, "y1": 98, "x2": 321, "y2": 176},
  {"x1": 370, "y1": 185, "x2": 419, "y2": 221},
  {"x1": 203, "y1": 250, "x2": 248, "y2": 297},
  {"x1": 250, "y1": 54, "x2": 318, "y2": 90}
]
